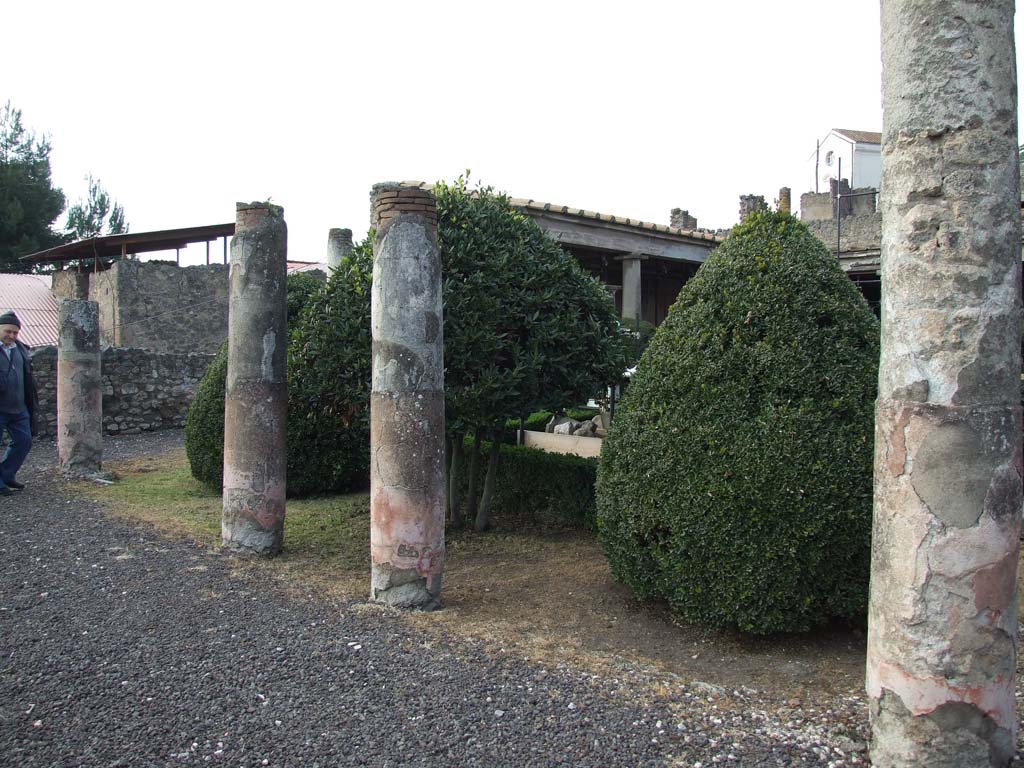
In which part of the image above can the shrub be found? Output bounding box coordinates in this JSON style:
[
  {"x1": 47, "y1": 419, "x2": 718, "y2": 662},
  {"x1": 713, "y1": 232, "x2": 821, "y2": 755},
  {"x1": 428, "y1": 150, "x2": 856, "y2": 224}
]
[
  {"x1": 285, "y1": 271, "x2": 325, "y2": 322},
  {"x1": 493, "y1": 443, "x2": 598, "y2": 528},
  {"x1": 184, "y1": 248, "x2": 371, "y2": 495},
  {"x1": 460, "y1": 438, "x2": 597, "y2": 528},
  {"x1": 183, "y1": 342, "x2": 228, "y2": 489},
  {"x1": 285, "y1": 245, "x2": 373, "y2": 496},
  {"x1": 596, "y1": 211, "x2": 879, "y2": 635}
]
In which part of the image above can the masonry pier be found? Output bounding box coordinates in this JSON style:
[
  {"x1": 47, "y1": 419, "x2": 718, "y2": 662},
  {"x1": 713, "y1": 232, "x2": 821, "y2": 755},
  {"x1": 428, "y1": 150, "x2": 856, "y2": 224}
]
[
  {"x1": 868, "y1": 2, "x2": 1021, "y2": 765},
  {"x1": 221, "y1": 202, "x2": 288, "y2": 556},
  {"x1": 327, "y1": 228, "x2": 354, "y2": 271},
  {"x1": 368, "y1": 183, "x2": 446, "y2": 609},
  {"x1": 57, "y1": 299, "x2": 102, "y2": 476}
]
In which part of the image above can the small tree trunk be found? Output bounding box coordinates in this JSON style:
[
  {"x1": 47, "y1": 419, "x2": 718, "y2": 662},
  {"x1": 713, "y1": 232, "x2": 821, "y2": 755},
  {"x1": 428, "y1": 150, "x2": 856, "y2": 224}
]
[
  {"x1": 444, "y1": 436, "x2": 453, "y2": 520},
  {"x1": 448, "y1": 434, "x2": 465, "y2": 528},
  {"x1": 466, "y1": 428, "x2": 483, "y2": 521},
  {"x1": 475, "y1": 428, "x2": 503, "y2": 532}
]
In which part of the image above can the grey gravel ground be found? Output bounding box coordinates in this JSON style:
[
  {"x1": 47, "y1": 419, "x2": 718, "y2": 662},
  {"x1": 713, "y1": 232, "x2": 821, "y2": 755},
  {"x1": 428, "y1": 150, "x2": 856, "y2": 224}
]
[{"x1": 0, "y1": 432, "x2": 1014, "y2": 767}]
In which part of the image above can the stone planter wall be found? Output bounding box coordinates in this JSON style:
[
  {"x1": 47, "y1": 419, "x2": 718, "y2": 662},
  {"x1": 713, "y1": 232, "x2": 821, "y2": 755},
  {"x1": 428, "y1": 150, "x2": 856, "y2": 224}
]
[{"x1": 31, "y1": 346, "x2": 215, "y2": 438}]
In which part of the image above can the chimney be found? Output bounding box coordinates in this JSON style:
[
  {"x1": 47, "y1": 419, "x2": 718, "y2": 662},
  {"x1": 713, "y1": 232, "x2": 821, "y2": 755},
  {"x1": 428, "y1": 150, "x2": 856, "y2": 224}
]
[
  {"x1": 778, "y1": 187, "x2": 792, "y2": 214},
  {"x1": 738, "y1": 194, "x2": 768, "y2": 222},
  {"x1": 670, "y1": 208, "x2": 698, "y2": 230}
]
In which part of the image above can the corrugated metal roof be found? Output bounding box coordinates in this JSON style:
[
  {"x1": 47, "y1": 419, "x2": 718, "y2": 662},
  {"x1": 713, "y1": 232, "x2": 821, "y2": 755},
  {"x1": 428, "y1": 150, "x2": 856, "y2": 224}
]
[{"x1": 0, "y1": 274, "x2": 58, "y2": 348}]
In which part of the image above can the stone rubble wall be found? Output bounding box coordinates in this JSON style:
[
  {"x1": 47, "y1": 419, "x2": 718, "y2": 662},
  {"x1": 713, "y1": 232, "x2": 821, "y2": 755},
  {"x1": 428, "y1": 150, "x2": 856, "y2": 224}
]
[
  {"x1": 804, "y1": 212, "x2": 882, "y2": 255},
  {"x1": 30, "y1": 346, "x2": 215, "y2": 438},
  {"x1": 86, "y1": 261, "x2": 230, "y2": 355}
]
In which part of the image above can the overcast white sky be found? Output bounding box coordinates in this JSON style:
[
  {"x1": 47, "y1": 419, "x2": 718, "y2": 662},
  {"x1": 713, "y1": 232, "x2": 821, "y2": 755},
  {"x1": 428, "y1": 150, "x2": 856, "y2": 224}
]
[{"x1": 2, "y1": 1, "x2": 1022, "y2": 266}]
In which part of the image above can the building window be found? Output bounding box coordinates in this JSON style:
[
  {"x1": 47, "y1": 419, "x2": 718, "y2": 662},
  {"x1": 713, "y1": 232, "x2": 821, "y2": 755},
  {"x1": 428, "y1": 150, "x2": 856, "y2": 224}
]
[{"x1": 825, "y1": 150, "x2": 835, "y2": 167}]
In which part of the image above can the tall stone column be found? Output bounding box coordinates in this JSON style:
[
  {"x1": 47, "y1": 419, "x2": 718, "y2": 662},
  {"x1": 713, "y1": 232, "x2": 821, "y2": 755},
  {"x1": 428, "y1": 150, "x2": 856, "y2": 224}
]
[
  {"x1": 57, "y1": 299, "x2": 102, "y2": 476},
  {"x1": 369, "y1": 183, "x2": 445, "y2": 609},
  {"x1": 618, "y1": 253, "x2": 645, "y2": 326},
  {"x1": 222, "y1": 202, "x2": 288, "y2": 556},
  {"x1": 869, "y1": 2, "x2": 1021, "y2": 766},
  {"x1": 327, "y1": 228, "x2": 354, "y2": 271}
]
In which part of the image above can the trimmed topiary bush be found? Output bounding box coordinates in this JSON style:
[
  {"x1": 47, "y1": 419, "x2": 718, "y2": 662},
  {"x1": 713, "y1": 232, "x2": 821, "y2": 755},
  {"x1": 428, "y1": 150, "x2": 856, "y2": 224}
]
[
  {"x1": 285, "y1": 244, "x2": 373, "y2": 496},
  {"x1": 184, "y1": 342, "x2": 228, "y2": 490},
  {"x1": 184, "y1": 254, "x2": 371, "y2": 496},
  {"x1": 596, "y1": 211, "x2": 879, "y2": 635}
]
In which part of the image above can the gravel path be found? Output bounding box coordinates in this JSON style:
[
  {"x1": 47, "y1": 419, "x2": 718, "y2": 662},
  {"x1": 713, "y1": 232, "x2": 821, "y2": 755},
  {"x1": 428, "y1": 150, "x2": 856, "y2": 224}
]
[{"x1": 0, "y1": 431, "x2": 986, "y2": 766}]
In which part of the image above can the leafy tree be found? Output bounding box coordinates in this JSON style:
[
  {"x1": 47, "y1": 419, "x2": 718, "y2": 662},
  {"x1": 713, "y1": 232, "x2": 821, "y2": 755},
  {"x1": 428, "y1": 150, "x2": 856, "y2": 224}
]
[
  {"x1": 0, "y1": 102, "x2": 65, "y2": 272},
  {"x1": 65, "y1": 174, "x2": 127, "y2": 240},
  {"x1": 596, "y1": 211, "x2": 879, "y2": 634},
  {"x1": 284, "y1": 270, "x2": 326, "y2": 323},
  {"x1": 185, "y1": 179, "x2": 626, "y2": 529},
  {"x1": 436, "y1": 178, "x2": 626, "y2": 530}
]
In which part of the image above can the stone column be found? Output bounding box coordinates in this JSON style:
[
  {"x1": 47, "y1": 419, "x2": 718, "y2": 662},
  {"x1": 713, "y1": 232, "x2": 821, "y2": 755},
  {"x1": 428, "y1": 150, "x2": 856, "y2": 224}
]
[
  {"x1": 222, "y1": 202, "x2": 288, "y2": 556},
  {"x1": 57, "y1": 299, "x2": 102, "y2": 476},
  {"x1": 369, "y1": 182, "x2": 445, "y2": 609},
  {"x1": 869, "y1": 2, "x2": 1021, "y2": 766},
  {"x1": 777, "y1": 187, "x2": 791, "y2": 215},
  {"x1": 618, "y1": 253, "x2": 645, "y2": 326},
  {"x1": 327, "y1": 227, "x2": 354, "y2": 271},
  {"x1": 738, "y1": 194, "x2": 767, "y2": 222},
  {"x1": 51, "y1": 271, "x2": 90, "y2": 301}
]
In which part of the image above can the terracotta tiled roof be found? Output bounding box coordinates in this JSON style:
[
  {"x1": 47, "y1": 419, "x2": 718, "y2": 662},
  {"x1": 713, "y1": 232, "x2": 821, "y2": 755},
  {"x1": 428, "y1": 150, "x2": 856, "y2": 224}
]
[
  {"x1": 395, "y1": 181, "x2": 726, "y2": 243},
  {"x1": 833, "y1": 129, "x2": 882, "y2": 145},
  {"x1": 0, "y1": 273, "x2": 58, "y2": 347}
]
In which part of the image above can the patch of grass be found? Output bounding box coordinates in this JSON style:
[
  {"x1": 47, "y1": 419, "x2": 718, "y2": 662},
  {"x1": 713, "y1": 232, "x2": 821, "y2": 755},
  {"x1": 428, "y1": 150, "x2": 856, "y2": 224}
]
[
  {"x1": 280, "y1": 494, "x2": 369, "y2": 569},
  {"x1": 82, "y1": 451, "x2": 222, "y2": 546},
  {"x1": 87, "y1": 448, "x2": 371, "y2": 571},
  {"x1": 83, "y1": 442, "x2": 877, "y2": 703}
]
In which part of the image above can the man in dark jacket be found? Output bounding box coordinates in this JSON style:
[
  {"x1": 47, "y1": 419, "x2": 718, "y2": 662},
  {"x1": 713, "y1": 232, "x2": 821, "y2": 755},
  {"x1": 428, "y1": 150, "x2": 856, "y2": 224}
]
[{"x1": 0, "y1": 311, "x2": 39, "y2": 495}]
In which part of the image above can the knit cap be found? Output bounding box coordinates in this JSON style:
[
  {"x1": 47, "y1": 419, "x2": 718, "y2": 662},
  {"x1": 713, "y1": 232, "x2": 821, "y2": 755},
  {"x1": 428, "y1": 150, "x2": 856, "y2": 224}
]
[{"x1": 0, "y1": 311, "x2": 20, "y2": 328}]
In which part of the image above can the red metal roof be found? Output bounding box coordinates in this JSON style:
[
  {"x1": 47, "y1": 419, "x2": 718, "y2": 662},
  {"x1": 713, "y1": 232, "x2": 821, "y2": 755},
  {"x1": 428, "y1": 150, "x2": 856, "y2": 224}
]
[{"x1": 0, "y1": 274, "x2": 58, "y2": 347}]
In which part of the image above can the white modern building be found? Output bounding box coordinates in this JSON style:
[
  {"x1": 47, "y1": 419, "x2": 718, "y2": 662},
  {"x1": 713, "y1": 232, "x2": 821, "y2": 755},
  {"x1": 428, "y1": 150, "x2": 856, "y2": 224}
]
[{"x1": 811, "y1": 128, "x2": 882, "y2": 192}]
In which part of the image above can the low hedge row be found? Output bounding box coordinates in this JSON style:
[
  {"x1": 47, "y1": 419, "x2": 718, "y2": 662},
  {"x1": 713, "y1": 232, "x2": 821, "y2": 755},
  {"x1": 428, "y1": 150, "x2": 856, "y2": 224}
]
[{"x1": 463, "y1": 439, "x2": 598, "y2": 529}]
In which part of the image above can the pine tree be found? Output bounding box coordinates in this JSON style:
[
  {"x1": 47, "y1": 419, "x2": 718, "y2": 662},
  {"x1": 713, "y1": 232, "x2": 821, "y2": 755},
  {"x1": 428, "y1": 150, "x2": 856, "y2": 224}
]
[
  {"x1": 65, "y1": 175, "x2": 127, "y2": 241},
  {"x1": 0, "y1": 102, "x2": 66, "y2": 272}
]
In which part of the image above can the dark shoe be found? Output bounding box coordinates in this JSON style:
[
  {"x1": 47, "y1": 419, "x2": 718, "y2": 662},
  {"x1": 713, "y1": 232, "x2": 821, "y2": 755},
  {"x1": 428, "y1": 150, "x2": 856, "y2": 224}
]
[
  {"x1": 0, "y1": 486, "x2": 12, "y2": 496},
  {"x1": 6, "y1": 480, "x2": 24, "y2": 491}
]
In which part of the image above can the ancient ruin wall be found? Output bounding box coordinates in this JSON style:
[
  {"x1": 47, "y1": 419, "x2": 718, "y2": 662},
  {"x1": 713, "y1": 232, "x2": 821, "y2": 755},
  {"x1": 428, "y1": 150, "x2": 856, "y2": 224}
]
[
  {"x1": 804, "y1": 213, "x2": 882, "y2": 254},
  {"x1": 31, "y1": 346, "x2": 215, "y2": 438},
  {"x1": 89, "y1": 261, "x2": 229, "y2": 354}
]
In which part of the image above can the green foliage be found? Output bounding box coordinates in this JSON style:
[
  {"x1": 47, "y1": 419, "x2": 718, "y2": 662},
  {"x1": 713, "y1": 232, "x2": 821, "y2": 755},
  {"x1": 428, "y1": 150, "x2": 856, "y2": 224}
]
[
  {"x1": 184, "y1": 247, "x2": 372, "y2": 496},
  {"x1": 0, "y1": 102, "x2": 65, "y2": 272},
  {"x1": 185, "y1": 179, "x2": 626, "y2": 512},
  {"x1": 285, "y1": 271, "x2": 325, "y2": 323},
  {"x1": 492, "y1": 444, "x2": 597, "y2": 528},
  {"x1": 65, "y1": 174, "x2": 127, "y2": 241},
  {"x1": 285, "y1": 243, "x2": 373, "y2": 496},
  {"x1": 183, "y1": 342, "x2": 228, "y2": 490},
  {"x1": 436, "y1": 177, "x2": 627, "y2": 434},
  {"x1": 504, "y1": 410, "x2": 554, "y2": 436},
  {"x1": 460, "y1": 438, "x2": 597, "y2": 528},
  {"x1": 596, "y1": 211, "x2": 880, "y2": 635}
]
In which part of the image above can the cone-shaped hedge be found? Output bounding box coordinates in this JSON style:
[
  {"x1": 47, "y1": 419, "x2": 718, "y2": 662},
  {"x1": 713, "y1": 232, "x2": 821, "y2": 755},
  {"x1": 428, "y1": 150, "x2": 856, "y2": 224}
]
[{"x1": 596, "y1": 211, "x2": 879, "y2": 635}]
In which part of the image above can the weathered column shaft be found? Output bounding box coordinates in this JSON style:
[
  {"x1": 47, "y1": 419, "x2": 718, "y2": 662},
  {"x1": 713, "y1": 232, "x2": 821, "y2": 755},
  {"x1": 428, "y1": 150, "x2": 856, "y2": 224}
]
[
  {"x1": 57, "y1": 299, "x2": 102, "y2": 475},
  {"x1": 327, "y1": 227, "x2": 354, "y2": 271},
  {"x1": 369, "y1": 183, "x2": 445, "y2": 609},
  {"x1": 619, "y1": 254, "x2": 643, "y2": 325},
  {"x1": 222, "y1": 202, "x2": 288, "y2": 556},
  {"x1": 869, "y1": 2, "x2": 1021, "y2": 766}
]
